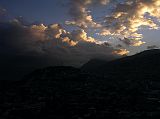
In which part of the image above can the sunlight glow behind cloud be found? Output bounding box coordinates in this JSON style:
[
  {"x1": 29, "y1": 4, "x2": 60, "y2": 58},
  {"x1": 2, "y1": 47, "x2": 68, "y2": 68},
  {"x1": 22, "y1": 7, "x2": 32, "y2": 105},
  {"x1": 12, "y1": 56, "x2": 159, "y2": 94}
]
[
  {"x1": 66, "y1": 0, "x2": 160, "y2": 47},
  {"x1": 1, "y1": 0, "x2": 160, "y2": 68}
]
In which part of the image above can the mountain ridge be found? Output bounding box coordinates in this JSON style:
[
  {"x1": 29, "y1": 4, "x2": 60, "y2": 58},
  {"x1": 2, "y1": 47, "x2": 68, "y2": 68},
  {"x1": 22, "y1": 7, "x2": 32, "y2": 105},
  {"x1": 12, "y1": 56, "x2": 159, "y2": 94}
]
[
  {"x1": 81, "y1": 49, "x2": 160, "y2": 74},
  {"x1": 1, "y1": 49, "x2": 160, "y2": 119}
]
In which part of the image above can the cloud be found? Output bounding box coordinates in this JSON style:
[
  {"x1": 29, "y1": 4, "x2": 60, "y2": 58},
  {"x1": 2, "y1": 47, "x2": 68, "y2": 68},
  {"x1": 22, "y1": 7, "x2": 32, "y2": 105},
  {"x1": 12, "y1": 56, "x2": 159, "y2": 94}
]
[
  {"x1": 0, "y1": 7, "x2": 6, "y2": 16},
  {"x1": 100, "y1": 0, "x2": 160, "y2": 46},
  {"x1": 119, "y1": 37, "x2": 145, "y2": 46},
  {"x1": 116, "y1": 44, "x2": 123, "y2": 48},
  {"x1": 5, "y1": 0, "x2": 160, "y2": 78},
  {"x1": 0, "y1": 7, "x2": 7, "y2": 21},
  {"x1": 99, "y1": 0, "x2": 110, "y2": 5},
  {"x1": 112, "y1": 49, "x2": 130, "y2": 56},
  {"x1": 0, "y1": 19, "x2": 121, "y2": 79},
  {"x1": 65, "y1": 0, "x2": 160, "y2": 47},
  {"x1": 147, "y1": 45, "x2": 159, "y2": 50},
  {"x1": 66, "y1": 0, "x2": 110, "y2": 29}
]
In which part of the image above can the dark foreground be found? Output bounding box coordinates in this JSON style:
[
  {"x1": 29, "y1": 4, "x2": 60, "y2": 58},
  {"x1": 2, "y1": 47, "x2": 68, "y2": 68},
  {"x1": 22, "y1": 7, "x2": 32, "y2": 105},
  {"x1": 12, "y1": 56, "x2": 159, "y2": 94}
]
[{"x1": 1, "y1": 49, "x2": 160, "y2": 119}]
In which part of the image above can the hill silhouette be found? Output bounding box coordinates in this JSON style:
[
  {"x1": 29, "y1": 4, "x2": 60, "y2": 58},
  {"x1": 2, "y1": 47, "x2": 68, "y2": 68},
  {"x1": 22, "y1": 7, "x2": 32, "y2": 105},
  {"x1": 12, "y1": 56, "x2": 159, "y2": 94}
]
[
  {"x1": 82, "y1": 49, "x2": 160, "y2": 74},
  {"x1": 1, "y1": 49, "x2": 160, "y2": 119}
]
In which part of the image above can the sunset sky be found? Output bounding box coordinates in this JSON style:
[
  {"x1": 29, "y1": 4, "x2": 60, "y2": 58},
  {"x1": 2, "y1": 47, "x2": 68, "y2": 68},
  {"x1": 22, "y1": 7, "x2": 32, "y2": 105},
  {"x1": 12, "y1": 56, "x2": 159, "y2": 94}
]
[{"x1": 0, "y1": 0, "x2": 160, "y2": 74}]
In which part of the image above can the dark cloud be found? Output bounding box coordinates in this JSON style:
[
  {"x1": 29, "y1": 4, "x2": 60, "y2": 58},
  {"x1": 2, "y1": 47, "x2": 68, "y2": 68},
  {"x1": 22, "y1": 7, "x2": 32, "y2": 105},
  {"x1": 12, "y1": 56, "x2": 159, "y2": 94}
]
[
  {"x1": 119, "y1": 37, "x2": 145, "y2": 46},
  {"x1": 147, "y1": 45, "x2": 159, "y2": 50},
  {"x1": 116, "y1": 44, "x2": 123, "y2": 48},
  {"x1": 0, "y1": 7, "x2": 6, "y2": 16},
  {"x1": 66, "y1": 0, "x2": 110, "y2": 29},
  {"x1": 0, "y1": 7, "x2": 7, "y2": 22},
  {"x1": 0, "y1": 20, "x2": 120, "y2": 80}
]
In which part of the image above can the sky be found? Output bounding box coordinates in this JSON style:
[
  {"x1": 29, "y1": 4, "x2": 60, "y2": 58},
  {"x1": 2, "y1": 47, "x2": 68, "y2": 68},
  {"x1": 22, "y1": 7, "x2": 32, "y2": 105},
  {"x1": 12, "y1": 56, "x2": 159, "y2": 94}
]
[
  {"x1": 0, "y1": 0, "x2": 69, "y2": 24},
  {"x1": 0, "y1": 0, "x2": 160, "y2": 79},
  {"x1": 0, "y1": 0, "x2": 160, "y2": 52}
]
